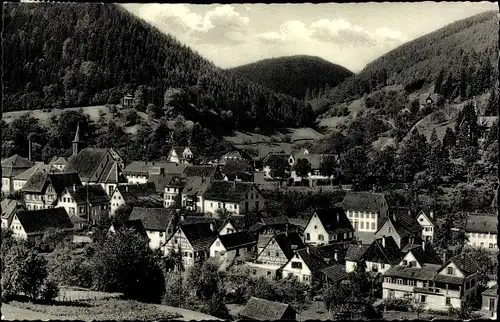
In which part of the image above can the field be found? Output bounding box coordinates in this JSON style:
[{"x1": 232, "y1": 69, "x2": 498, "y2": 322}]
[
  {"x1": 318, "y1": 98, "x2": 365, "y2": 131},
  {"x1": 2, "y1": 106, "x2": 110, "y2": 125}
]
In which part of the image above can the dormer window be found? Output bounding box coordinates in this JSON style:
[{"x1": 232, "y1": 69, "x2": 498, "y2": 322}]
[{"x1": 447, "y1": 267, "x2": 454, "y2": 275}]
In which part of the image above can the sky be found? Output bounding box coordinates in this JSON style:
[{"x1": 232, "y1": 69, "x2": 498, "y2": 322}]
[{"x1": 123, "y1": 2, "x2": 498, "y2": 72}]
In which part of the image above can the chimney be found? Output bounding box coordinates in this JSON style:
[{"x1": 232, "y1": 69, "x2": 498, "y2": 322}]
[
  {"x1": 334, "y1": 251, "x2": 338, "y2": 262},
  {"x1": 306, "y1": 246, "x2": 310, "y2": 254},
  {"x1": 422, "y1": 241, "x2": 426, "y2": 251},
  {"x1": 125, "y1": 185, "x2": 129, "y2": 192},
  {"x1": 392, "y1": 212, "x2": 396, "y2": 222},
  {"x1": 429, "y1": 211, "x2": 434, "y2": 219},
  {"x1": 336, "y1": 213, "x2": 340, "y2": 222},
  {"x1": 210, "y1": 223, "x2": 214, "y2": 232},
  {"x1": 285, "y1": 224, "x2": 288, "y2": 236},
  {"x1": 382, "y1": 236, "x2": 386, "y2": 248},
  {"x1": 28, "y1": 139, "x2": 33, "y2": 161},
  {"x1": 73, "y1": 184, "x2": 76, "y2": 192},
  {"x1": 442, "y1": 251, "x2": 447, "y2": 264}
]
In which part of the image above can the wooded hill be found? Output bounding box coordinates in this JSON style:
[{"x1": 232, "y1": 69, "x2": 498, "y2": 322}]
[
  {"x1": 228, "y1": 55, "x2": 353, "y2": 101},
  {"x1": 3, "y1": 3, "x2": 316, "y2": 134},
  {"x1": 313, "y1": 10, "x2": 498, "y2": 112}
]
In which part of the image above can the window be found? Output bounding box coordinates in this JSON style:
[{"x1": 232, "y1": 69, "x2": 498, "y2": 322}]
[
  {"x1": 360, "y1": 213, "x2": 364, "y2": 219},
  {"x1": 360, "y1": 222, "x2": 364, "y2": 229},
  {"x1": 409, "y1": 261, "x2": 417, "y2": 268},
  {"x1": 267, "y1": 251, "x2": 270, "y2": 256},
  {"x1": 447, "y1": 267, "x2": 454, "y2": 275},
  {"x1": 218, "y1": 203, "x2": 221, "y2": 209},
  {"x1": 381, "y1": 263, "x2": 385, "y2": 269},
  {"x1": 318, "y1": 234, "x2": 324, "y2": 241},
  {"x1": 174, "y1": 238, "x2": 178, "y2": 244},
  {"x1": 306, "y1": 233, "x2": 310, "y2": 241},
  {"x1": 275, "y1": 252, "x2": 280, "y2": 257},
  {"x1": 420, "y1": 295, "x2": 426, "y2": 303},
  {"x1": 348, "y1": 213, "x2": 353, "y2": 218},
  {"x1": 234, "y1": 204, "x2": 238, "y2": 210},
  {"x1": 388, "y1": 227, "x2": 392, "y2": 233},
  {"x1": 354, "y1": 212, "x2": 359, "y2": 218},
  {"x1": 489, "y1": 243, "x2": 494, "y2": 248},
  {"x1": 371, "y1": 213, "x2": 375, "y2": 219},
  {"x1": 332, "y1": 234, "x2": 337, "y2": 240},
  {"x1": 79, "y1": 206, "x2": 84, "y2": 213},
  {"x1": 445, "y1": 297, "x2": 451, "y2": 306},
  {"x1": 247, "y1": 246, "x2": 252, "y2": 252},
  {"x1": 371, "y1": 223, "x2": 375, "y2": 230},
  {"x1": 385, "y1": 277, "x2": 392, "y2": 283},
  {"x1": 216, "y1": 241, "x2": 220, "y2": 246},
  {"x1": 397, "y1": 279, "x2": 403, "y2": 285},
  {"x1": 389, "y1": 291, "x2": 395, "y2": 299},
  {"x1": 314, "y1": 225, "x2": 317, "y2": 229},
  {"x1": 291, "y1": 262, "x2": 302, "y2": 269},
  {"x1": 303, "y1": 275, "x2": 310, "y2": 282},
  {"x1": 344, "y1": 233, "x2": 347, "y2": 239},
  {"x1": 227, "y1": 228, "x2": 234, "y2": 234},
  {"x1": 408, "y1": 280, "x2": 414, "y2": 286},
  {"x1": 372, "y1": 264, "x2": 378, "y2": 272}
]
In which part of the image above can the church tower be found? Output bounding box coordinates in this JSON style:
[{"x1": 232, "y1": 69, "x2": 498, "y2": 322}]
[{"x1": 72, "y1": 123, "x2": 84, "y2": 156}]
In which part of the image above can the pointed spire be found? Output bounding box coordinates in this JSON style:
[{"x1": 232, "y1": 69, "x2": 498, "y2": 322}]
[{"x1": 73, "y1": 123, "x2": 82, "y2": 143}]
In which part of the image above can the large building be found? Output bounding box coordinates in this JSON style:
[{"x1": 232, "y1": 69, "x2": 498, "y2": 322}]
[
  {"x1": 203, "y1": 181, "x2": 266, "y2": 216},
  {"x1": 463, "y1": 214, "x2": 497, "y2": 250},
  {"x1": 340, "y1": 192, "x2": 389, "y2": 233},
  {"x1": 2, "y1": 155, "x2": 34, "y2": 195},
  {"x1": 303, "y1": 208, "x2": 354, "y2": 246}
]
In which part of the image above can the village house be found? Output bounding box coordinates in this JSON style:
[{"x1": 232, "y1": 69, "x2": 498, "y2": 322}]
[
  {"x1": 57, "y1": 184, "x2": 110, "y2": 228},
  {"x1": 382, "y1": 253, "x2": 480, "y2": 311},
  {"x1": 251, "y1": 216, "x2": 303, "y2": 254},
  {"x1": 482, "y1": 285, "x2": 497, "y2": 319},
  {"x1": 12, "y1": 163, "x2": 57, "y2": 192},
  {"x1": 345, "y1": 243, "x2": 371, "y2": 273},
  {"x1": 341, "y1": 191, "x2": 389, "y2": 233},
  {"x1": 282, "y1": 245, "x2": 329, "y2": 285},
  {"x1": 121, "y1": 93, "x2": 134, "y2": 107},
  {"x1": 21, "y1": 171, "x2": 82, "y2": 211},
  {"x1": 203, "y1": 181, "x2": 266, "y2": 216},
  {"x1": 416, "y1": 208, "x2": 437, "y2": 242},
  {"x1": 167, "y1": 146, "x2": 197, "y2": 164},
  {"x1": 9, "y1": 207, "x2": 74, "y2": 244},
  {"x1": 315, "y1": 242, "x2": 349, "y2": 265},
  {"x1": 163, "y1": 222, "x2": 218, "y2": 268},
  {"x1": 109, "y1": 219, "x2": 148, "y2": 238},
  {"x1": 374, "y1": 207, "x2": 423, "y2": 249},
  {"x1": 362, "y1": 236, "x2": 403, "y2": 275},
  {"x1": 123, "y1": 161, "x2": 186, "y2": 184},
  {"x1": 162, "y1": 175, "x2": 187, "y2": 208},
  {"x1": 318, "y1": 264, "x2": 350, "y2": 288},
  {"x1": 419, "y1": 93, "x2": 439, "y2": 110},
  {"x1": 209, "y1": 231, "x2": 257, "y2": 268},
  {"x1": 303, "y1": 208, "x2": 354, "y2": 246},
  {"x1": 109, "y1": 183, "x2": 163, "y2": 215},
  {"x1": 246, "y1": 231, "x2": 305, "y2": 280},
  {"x1": 290, "y1": 153, "x2": 338, "y2": 186},
  {"x1": 220, "y1": 160, "x2": 253, "y2": 182},
  {"x1": 2, "y1": 154, "x2": 34, "y2": 195},
  {"x1": 218, "y1": 151, "x2": 245, "y2": 165},
  {"x1": 463, "y1": 214, "x2": 497, "y2": 250},
  {"x1": 262, "y1": 153, "x2": 294, "y2": 179},
  {"x1": 399, "y1": 242, "x2": 442, "y2": 268},
  {"x1": 1, "y1": 198, "x2": 26, "y2": 229},
  {"x1": 239, "y1": 297, "x2": 298, "y2": 321},
  {"x1": 128, "y1": 207, "x2": 176, "y2": 249},
  {"x1": 49, "y1": 157, "x2": 68, "y2": 171},
  {"x1": 218, "y1": 215, "x2": 257, "y2": 235},
  {"x1": 181, "y1": 176, "x2": 211, "y2": 212},
  {"x1": 182, "y1": 164, "x2": 222, "y2": 179}
]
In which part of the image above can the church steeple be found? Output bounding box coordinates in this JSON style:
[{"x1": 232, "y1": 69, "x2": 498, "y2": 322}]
[{"x1": 72, "y1": 123, "x2": 83, "y2": 156}]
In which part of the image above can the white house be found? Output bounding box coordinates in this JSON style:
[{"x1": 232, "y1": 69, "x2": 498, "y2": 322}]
[
  {"x1": 363, "y1": 236, "x2": 403, "y2": 275},
  {"x1": 163, "y1": 176, "x2": 186, "y2": 208},
  {"x1": 210, "y1": 231, "x2": 256, "y2": 268},
  {"x1": 416, "y1": 209, "x2": 437, "y2": 243},
  {"x1": 463, "y1": 214, "x2": 497, "y2": 250},
  {"x1": 123, "y1": 161, "x2": 186, "y2": 184},
  {"x1": 181, "y1": 176, "x2": 211, "y2": 212},
  {"x1": 345, "y1": 244, "x2": 370, "y2": 273},
  {"x1": 129, "y1": 207, "x2": 176, "y2": 249},
  {"x1": 109, "y1": 183, "x2": 162, "y2": 216},
  {"x1": 12, "y1": 163, "x2": 56, "y2": 192},
  {"x1": 2, "y1": 155, "x2": 34, "y2": 195},
  {"x1": 341, "y1": 192, "x2": 389, "y2": 233},
  {"x1": 202, "y1": 181, "x2": 266, "y2": 216},
  {"x1": 163, "y1": 223, "x2": 217, "y2": 268},
  {"x1": 1, "y1": 198, "x2": 26, "y2": 229},
  {"x1": 218, "y1": 215, "x2": 255, "y2": 235},
  {"x1": 399, "y1": 242, "x2": 442, "y2": 268},
  {"x1": 282, "y1": 246, "x2": 328, "y2": 285},
  {"x1": 57, "y1": 184, "x2": 110, "y2": 227},
  {"x1": 303, "y1": 208, "x2": 354, "y2": 246},
  {"x1": 168, "y1": 147, "x2": 196, "y2": 164},
  {"x1": 261, "y1": 153, "x2": 294, "y2": 179}
]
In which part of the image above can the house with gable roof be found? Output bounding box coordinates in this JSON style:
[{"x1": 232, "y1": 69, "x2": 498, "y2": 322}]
[
  {"x1": 181, "y1": 176, "x2": 211, "y2": 212},
  {"x1": 303, "y1": 207, "x2": 354, "y2": 246},
  {"x1": 220, "y1": 160, "x2": 253, "y2": 182},
  {"x1": 318, "y1": 264, "x2": 350, "y2": 288},
  {"x1": 10, "y1": 207, "x2": 74, "y2": 244},
  {"x1": 109, "y1": 183, "x2": 163, "y2": 216},
  {"x1": 109, "y1": 219, "x2": 148, "y2": 238},
  {"x1": 163, "y1": 222, "x2": 218, "y2": 268},
  {"x1": 1, "y1": 198, "x2": 26, "y2": 229},
  {"x1": 363, "y1": 236, "x2": 403, "y2": 274},
  {"x1": 168, "y1": 146, "x2": 197, "y2": 164},
  {"x1": 49, "y1": 157, "x2": 67, "y2": 171},
  {"x1": 123, "y1": 161, "x2": 186, "y2": 184},
  {"x1": 416, "y1": 208, "x2": 437, "y2": 242},
  {"x1": 419, "y1": 93, "x2": 439, "y2": 110},
  {"x1": 374, "y1": 207, "x2": 423, "y2": 249},
  {"x1": 399, "y1": 242, "x2": 442, "y2": 269},
  {"x1": 482, "y1": 285, "x2": 497, "y2": 319},
  {"x1": 218, "y1": 215, "x2": 257, "y2": 235},
  {"x1": 341, "y1": 191, "x2": 389, "y2": 232},
  {"x1": 210, "y1": 231, "x2": 257, "y2": 267},
  {"x1": 160, "y1": 175, "x2": 186, "y2": 208},
  {"x1": 13, "y1": 163, "x2": 59, "y2": 192},
  {"x1": 246, "y1": 231, "x2": 305, "y2": 280},
  {"x1": 345, "y1": 243, "x2": 371, "y2": 273},
  {"x1": 251, "y1": 216, "x2": 303, "y2": 254},
  {"x1": 463, "y1": 214, "x2": 497, "y2": 250},
  {"x1": 218, "y1": 151, "x2": 244, "y2": 165},
  {"x1": 282, "y1": 245, "x2": 329, "y2": 285},
  {"x1": 239, "y1": 297, "x2": 298, "y2": 321},
  {"x1": 129, "y1": 207, "x2": 176, "y2": 249},
  {"x1": 21, "y1": 171, "x2": 82, "y2": 210},
  {"x1": 2, "y1": 155, "x2": 34, "y2": 195},
  {"x1": 203, "y1": 181, "x2": 266, "y2": 215}
]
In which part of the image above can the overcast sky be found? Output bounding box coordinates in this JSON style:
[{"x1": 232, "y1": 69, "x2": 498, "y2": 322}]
[{"x1": 123, "y1": 2, "x2": 497, "y2": 72}]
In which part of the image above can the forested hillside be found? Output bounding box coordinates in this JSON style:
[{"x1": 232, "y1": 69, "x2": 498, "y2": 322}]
[
  {"x1": 3, "y1": 3, "x2": 316, "y2": 134},
  {"x1": 315, "y1": 10, "x2": 498, "y2": 109},
  {"x1": 229, "y1": 56, "x2": 353, "y2": 101}
]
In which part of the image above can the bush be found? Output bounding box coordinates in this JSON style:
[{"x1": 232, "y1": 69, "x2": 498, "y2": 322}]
[
  {"x1": 39, "y1": 280, "x2": 59, "y2": 303},
  {"x1": 383, "y1": 298, "x2": 410, "y2": 311}
]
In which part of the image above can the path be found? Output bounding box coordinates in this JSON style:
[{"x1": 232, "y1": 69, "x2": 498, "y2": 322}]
[{"x1": 1, "y1": 304, "x2": 71, "y2": 320}]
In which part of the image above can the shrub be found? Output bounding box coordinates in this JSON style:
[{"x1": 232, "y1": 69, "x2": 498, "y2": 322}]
[{"x1": 39, "y1": 280, "x2": 59, "y2": 303}]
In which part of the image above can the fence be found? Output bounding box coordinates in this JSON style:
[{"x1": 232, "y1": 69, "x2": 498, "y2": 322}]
[{"x1": 56, "y1": 286, "x2": 123, "y2": 302}]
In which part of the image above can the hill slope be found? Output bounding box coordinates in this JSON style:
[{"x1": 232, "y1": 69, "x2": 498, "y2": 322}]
[
  {"x1": 315, "y1": 10, "x2": 498, "y2": 108},
  {"x1": 229, "y1": 56, "x2": 353, "y2": 100},
  {"x1": 3, "y1": 3, "x2": 315, "y2": 134}
]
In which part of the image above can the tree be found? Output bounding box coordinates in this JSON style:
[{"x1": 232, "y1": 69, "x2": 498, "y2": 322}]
[
  {"x1": 91, "y1": 229, "x2": 165, "y2": 303},
  {"x1": 434, "y1": 69, "x2": 445, "y2": 95},
  {"x1": 442, "y1": 127, "x2": 456, "y2": 149},
  {"x1": 294, "y1": 158, "x2": 312, "y2": 179},
  {"x1": 397, "y1": 129, "x2": 428, "y2": 183},
  {"x1": 340, "y1": 146, "x2": 369, "y2": 190},
  {"x1": 368, "y1": 146, "x2": 396, "y2": 191},
  {"x1": 319, "y1": 155, "x2": 339, "y2": 184},
  {"x1": 270, "y1": 157, "x2": 290, "y2": 186},
  {"x1": 424, "y1": 129, "x2": 450, "y2": 189}
]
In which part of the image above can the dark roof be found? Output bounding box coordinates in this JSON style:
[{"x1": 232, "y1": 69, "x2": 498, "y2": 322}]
[
  {"x1": 419, "y1": 93, "x2": 439, "y2": 105},
  {"x1": 482, "y1": 285, "x2": 498, "y2": 297},
  {"x1": 15, "y1": 208, "x2": 74, "y2": 234},
  {"x1": 48, "y1": 173, "x2": 83, "y2": 196},
  {"x1": 180, "y1": 215, "x2": 218, "y2": 226},
  {"x1": 384, "y1": 264, "x2": 441, "y2": 281},
  {"x1": 345, "y1": 244, "x2": 370, "y2": 262},
  {"x1": 386, "y1": 208, "x2": 422, "y2": 238},
  {"x1": 129, "y1": 207, "x2": 175, "y2": 231},
  {"x1": 446, "y1": 253, "x2": 480, "y2": 276},
  {"x1": 406, "y1": 244, "x2": 442, "y2": 266},
  {"x1": 182, "y1": 176, "x2": 211, "y2": 196},
  {"x1": 148, "y1": 174, "x2": 186, "y2": 194},
  {"x1": 218, "y1": 231, "x2": 256, "y2": 251},
  {"x1": 203, "y1": 181, "x2": 255, "y2": 202},
  {"x1": 320, "y1": 264, "x2": 349, "y2": 283},
  {"x1": 416, "y1": 209, "x2": 437, "y2": 227},
  {"x1": 221, "y1": 160, "x2": 252, "y2": 175},
  {"x1": 219, "y1": 151, "x2": 244, "y2": 164},
  {"x1": 116, "y1": 183, "x2": 163, "y2": 204},
  {"x1": 1, "y1": 198, "x2": 26, "y2": 228},
  {"x1": 240, "y1": 297, "x2": 296, "y2": 321},
  {"x1": 271, "y1": 232, "x2": 306, "y2": 260},
  {"x1": 465, "y1": 215, "x2": 497, "y2": 234},
  {"x1": 183, "y1": 165, "x2": 218, "y2": 178},
  {"x1": 220, "y1": 215, "x2": 257, "y2": 232},
  {"x1": 65, "y1": 148, "x2": 125, "y2": 183},
  {"x1": 316, "y1": 242, "x2": 349, "y2": 263},
  {"x1": 288, "y1": 218, "x2": 307, "y2": 229},
  {"x1": 261, "y1": 216, "x2": 290, "y2": 226},
  {"x1": 262, "y1": 153, "x2": 292, "y2": 166},
  {"x1": 21, "y1": 171, "x2": 82, "y2": 196},
  {"x1": 341, "y1": 192, "x2": 386, "y2": 213},
  {"x1": 66, "y1": 184, "x2": 109, "y2": 204},
  {"x1": 296, "y1": 247, "x2": 329, "y2": 273},
  {"x1": 311, "y1": 207, "x2": 354, "y2": 235},
  {"x1": 13, "y1": 164, "x2": 56, "y2": 181},
  {"x1": 293, "y1": 154, "x2": 325, "y2": 169},
  {"x1": 123, "y1": 161, "x2": 183, "y2": 176},
  {"x1": 181, "y1": 223, "x2": 217, "y2": 251},
  {"x1": 113, "y1": 219, "x2": 148, "y2": 237},
  {"x1": 433, "y1": 274, "x2": 464, "y2": 285},
  {"x1": 2, "y1": 155, "x2": 34, "y2": 177},
  {"x1": 364, "y1": 236, "x2": 403, "y2": 265}
]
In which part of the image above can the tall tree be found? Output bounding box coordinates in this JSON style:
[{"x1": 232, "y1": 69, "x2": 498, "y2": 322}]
[
  {"x1": 397, "y1": 129, "x2": 429, "y2": 183},
  {"x1": 340, "y1": 146, "x2": 369, "y2": 191},
  {"x1": 294, "y1": 158, "x2": 312, "y2": 178}
]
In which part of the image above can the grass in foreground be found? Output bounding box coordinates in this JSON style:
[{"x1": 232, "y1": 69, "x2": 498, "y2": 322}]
[{"x1": 11, "y1": 298, "x2": 182, "y2": 321}]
